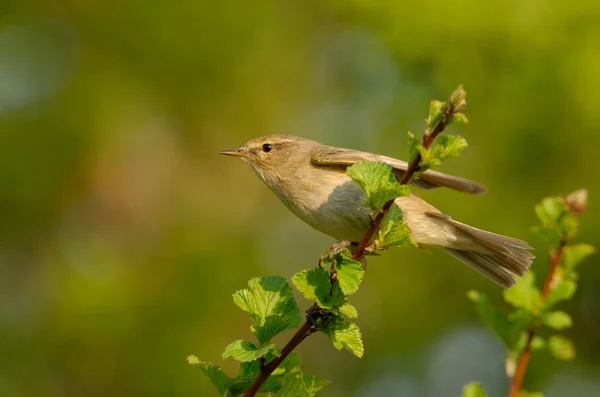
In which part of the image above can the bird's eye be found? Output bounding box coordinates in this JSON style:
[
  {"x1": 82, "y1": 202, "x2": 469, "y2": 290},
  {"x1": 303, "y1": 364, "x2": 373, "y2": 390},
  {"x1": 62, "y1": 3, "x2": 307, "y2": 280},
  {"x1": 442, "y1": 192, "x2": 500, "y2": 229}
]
[{"x1": 262, "y1": 143, "x2": 273, "y2": 153}]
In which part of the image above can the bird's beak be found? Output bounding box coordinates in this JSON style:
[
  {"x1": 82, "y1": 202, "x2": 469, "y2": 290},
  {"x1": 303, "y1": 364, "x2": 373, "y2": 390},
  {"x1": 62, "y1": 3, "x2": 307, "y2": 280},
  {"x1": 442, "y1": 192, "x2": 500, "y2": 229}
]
[{"x1": 220, "y1": 148, "x2": 247, "y2": 158}]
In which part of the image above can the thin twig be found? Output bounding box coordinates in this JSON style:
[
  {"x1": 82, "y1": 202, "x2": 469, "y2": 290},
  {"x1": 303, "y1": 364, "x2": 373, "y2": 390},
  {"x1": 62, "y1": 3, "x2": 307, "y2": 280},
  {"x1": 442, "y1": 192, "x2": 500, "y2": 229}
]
[
  {"x1": 507, "y1": 240, "x2": 568, "y2": 397},
  {"x1": 243, "y1": 320, "x2": 314, "y2": 396},
  {"x1": 243, "y1": 93, "x2": 463, "y2": 397},
  {"x1": 352, "y1": 102, "x2": 457, "y2": 259}
]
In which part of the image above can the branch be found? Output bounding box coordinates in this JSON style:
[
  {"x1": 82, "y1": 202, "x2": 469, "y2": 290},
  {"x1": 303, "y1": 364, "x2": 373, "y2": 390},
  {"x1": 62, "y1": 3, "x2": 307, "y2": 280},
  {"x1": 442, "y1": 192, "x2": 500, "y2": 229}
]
[
  {"x1": 243, "y1": 320, "x2": 314, "y2": 397},
  {"x1": 507, "y1": 240, "x2": 568, "y2": 397},
  {"x1": 243, "y1": 89, "x2": 465, "y2": 397},
  {"x1": 353, "y1": 91, "x2": 465, "y2": 259}
]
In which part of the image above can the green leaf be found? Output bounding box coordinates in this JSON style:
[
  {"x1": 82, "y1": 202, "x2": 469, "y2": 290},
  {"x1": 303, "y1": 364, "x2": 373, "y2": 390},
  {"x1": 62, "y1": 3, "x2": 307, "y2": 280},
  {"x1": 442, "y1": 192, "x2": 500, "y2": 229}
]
[
  {"x1": 304, "y1": 375, "x2": 331, "y2": 395},
  {"x1": 535, "y1": 197, "x2": 564, "y2": 226},
  {"x1": 419, "y1": 135, "x2": 468, "y2": 168},
  {"x1": 542, "y1": 310, "x2": 573, "y2": 330},
  {"x1": 562, "y1": 244, "x2": 596, "y2": 273},
  {"x1": 334, "y1": 258, "x2": 364, "y2": 295},
  {"x1": 278, "y1": 367, "x2": 329, "y2": 397},
  {"x1": 339, "y1": 301, "x2": 358, "y2": 318},
  {"x1": 229, "y1": 361, "x2": 261, "y2": 395},
  {"x1": 186, "y1": 354, "x2": 201, "y2": 365},
  {"x1": 292, "y1": 268, "x2": 345, "y2": 309},
  {"x1": 376, "y1": 204, "x2": 417, "y2": 249},
  {"x1": 323, "y1": 318, "x2": 364, "y2": 358},
  {"x1": 191, "y1": 361, "x2": 234, "y2": 396},
  {"x1": 461, "y1": 382, "x2": 489, "y2": 397},
  {"x1": 278, "y1": 367, "x2": 308, "y2": 397},
  {"x1": 531, "y1": 335, "x2": 546, "y2": 350},
  {"x1": 426, "y1": 100, "x2": 446, "y2": 130},
  {"x1": 548, "y1": 335, "x2": 576, "y2": 361},
  {"x1": 346, "y1": 161, "x2": 409, "y2": 213},
  {"x1": 408, "y1": 131, "x2": 420, "y2": 165},
  {"x1": 560, "y1": 213, "x2": 579, "y2": 240},
  {"x1": 253, "y1": 352, "x2": 305, "y2": 394},
  {"x1": 451, "y1": 112, "x2": 469, "y2": 125},
  {"x1": 503, "y1": 272, "x2": 541, "y2": 313},
  {"x1": 507, "y1": 309, "x2": 536, "y2": 345},
  {"x1": 252, "y1": 316, "x2": 289, "y2": 345},
  {"x1": 222, "y1": 340, "x2": 275, "y2": 363},
  {"x1": 467, "y1": 290, "x2": 511, "y2": 347},
  {"x1": 544, "y1": 279, "x2": 577, "y2": 308},
  {"x1": 233, "y1": 276, "x2": 301, "y2": 343}
]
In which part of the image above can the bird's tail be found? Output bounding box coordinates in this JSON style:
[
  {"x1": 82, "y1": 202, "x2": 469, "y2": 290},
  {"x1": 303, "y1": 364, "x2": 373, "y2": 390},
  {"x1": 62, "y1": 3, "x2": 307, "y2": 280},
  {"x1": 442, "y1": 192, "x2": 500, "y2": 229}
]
[{"x1": 442, "y1": 220, "x2": 534, "y2": 288}]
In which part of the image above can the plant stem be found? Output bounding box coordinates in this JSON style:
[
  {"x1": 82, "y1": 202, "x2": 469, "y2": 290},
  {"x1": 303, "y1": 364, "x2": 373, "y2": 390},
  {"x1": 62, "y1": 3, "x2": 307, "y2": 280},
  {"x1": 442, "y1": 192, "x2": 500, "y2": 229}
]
[
  {"x1": 243, "y1": 319, "x2": 314, "y2": 397},
  {"x1": 243, "y1": 92, "x2": 464, "y2": 397},
  {"x1": 352, "y1": 102, "x2": 458, "y2": 259},
  {"x1": 507, "y1": 240, "x2": 567, "y2": 397}
]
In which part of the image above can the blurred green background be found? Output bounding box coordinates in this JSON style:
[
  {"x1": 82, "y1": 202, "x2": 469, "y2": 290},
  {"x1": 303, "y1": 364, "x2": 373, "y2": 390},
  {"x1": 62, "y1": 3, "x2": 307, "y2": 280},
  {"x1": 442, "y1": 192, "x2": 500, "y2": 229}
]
[{"x1": 1, "y1": 1, "x2": 599, "y2": 396}]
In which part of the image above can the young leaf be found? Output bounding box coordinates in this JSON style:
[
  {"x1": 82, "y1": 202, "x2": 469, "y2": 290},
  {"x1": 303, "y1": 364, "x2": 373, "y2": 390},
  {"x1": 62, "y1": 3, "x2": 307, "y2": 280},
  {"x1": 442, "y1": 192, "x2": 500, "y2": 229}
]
[
  {"x1": 508, "y1": 309, "x2": 536, "y2": 347},
  {"x1": 426, "y1": 100, "x2": 446, "y2": 130},
  {"x1": 346, "y1": 161, "x2": 410, "y2": 213},
  {"x1": 252, "y1": 316, "x2": 290, "y2": 345},
  {"x1": 323, "y1": 318, "x2": 364, "y2": 358},
  {"x1": 334, "y1": 258, "x2": 364, "y2": 296},
  {"x1": 419, "y1": 135, "x2": 468, "y2": 168},
  {"x1": 461, "y1": 382, "x2": 489, "y2": 397},
  {"x1": 277, "y1": 367, "x2": 329, "y2": 397},
  {"x1": 233, "y1": 276, "x2": 301, "y2": 341},
  {"x1": 190, "y1": 360, "x2": 234, "y2": 396},
  {"x1": 535, "y1": 197, "x2": 564, "y2": 226},
  {"x1": 222, "y1": 340, "x2": 275, "y2": 363},
  {"x1": 548, "y1": 335, "x2": 576, "y2": 361},
  {"x1": 531, "y1": 335, "x2": 546, "y2": 350},
  {"x1": 376, "y1": 204, "x2": 417, "y2": 249},
  {"x1": 229, "y1": 361, "x2": 262, "y2": 395},
  {"x1": 541, "y1": 310, "x2": 573, "y2": 330},
  {"x1": 278, "y1": 367, "x2": 304, "y2": 396},
  {"x1": 451, "y1": 112, "x2": 469, "y2": 125},
  {"x1": 544, "y1": 279, "x2": 576, "y2": 308},
  {"x1": 467, "y1": 290, "x2": 511, "y2": 347},
  {"x1": 561, "y1": 244, "x2": 596, "y2": 273},
  {"x1": 292, "y1": 268, "x2": 345, "y2": 309},
  {"x1": 303, "y1": 374, "x2": 331, "y2": 395},
  {"x1": 339, "y1": 301, "x2": 358, "y2": 318},
  {"x1": 503, "y1": 272, "x2": 541, "y2": 313}
]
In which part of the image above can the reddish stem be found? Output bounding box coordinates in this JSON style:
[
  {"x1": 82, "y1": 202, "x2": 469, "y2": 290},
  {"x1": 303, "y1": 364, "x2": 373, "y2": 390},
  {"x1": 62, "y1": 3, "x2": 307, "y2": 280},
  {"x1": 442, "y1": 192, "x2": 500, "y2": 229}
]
[{"x1": 507, "y1": 240, "x2": 567, "y2": 397}]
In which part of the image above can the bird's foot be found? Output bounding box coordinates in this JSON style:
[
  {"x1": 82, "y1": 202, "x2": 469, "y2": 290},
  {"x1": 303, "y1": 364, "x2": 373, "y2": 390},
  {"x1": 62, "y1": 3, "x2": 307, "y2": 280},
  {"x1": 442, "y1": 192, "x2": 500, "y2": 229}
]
[{"x1": 318, "y1": 240, "x2": 357, "y2": 267}]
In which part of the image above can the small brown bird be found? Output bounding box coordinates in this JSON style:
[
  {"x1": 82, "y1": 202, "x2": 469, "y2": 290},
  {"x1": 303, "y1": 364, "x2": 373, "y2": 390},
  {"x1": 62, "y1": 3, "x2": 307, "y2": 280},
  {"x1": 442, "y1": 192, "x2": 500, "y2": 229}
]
[{"x1": 222, "y1": 135, "x2": 533, "y2": 287}]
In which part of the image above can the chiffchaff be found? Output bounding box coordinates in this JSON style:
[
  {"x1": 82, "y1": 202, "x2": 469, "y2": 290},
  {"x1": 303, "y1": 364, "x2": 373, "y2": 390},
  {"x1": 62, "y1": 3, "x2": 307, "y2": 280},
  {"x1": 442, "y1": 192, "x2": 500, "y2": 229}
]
[{"x1": 221, "y1": 135, "x2": 533, "y2": 287}]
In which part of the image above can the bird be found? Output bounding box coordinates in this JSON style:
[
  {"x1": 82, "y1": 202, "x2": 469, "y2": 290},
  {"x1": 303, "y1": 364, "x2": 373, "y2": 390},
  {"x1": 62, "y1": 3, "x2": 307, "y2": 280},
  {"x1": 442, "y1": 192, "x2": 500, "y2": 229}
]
[{"x1": 221, "y1": 134, "x2": 533, "y2": 287}]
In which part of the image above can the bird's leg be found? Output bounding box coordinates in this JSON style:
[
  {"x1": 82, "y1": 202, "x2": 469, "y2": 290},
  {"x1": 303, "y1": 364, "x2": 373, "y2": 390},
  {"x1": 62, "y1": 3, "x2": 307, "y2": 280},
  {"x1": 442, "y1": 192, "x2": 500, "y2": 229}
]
[{"x1": 318, "y1": 240, "x2": 357, "y2": 267}]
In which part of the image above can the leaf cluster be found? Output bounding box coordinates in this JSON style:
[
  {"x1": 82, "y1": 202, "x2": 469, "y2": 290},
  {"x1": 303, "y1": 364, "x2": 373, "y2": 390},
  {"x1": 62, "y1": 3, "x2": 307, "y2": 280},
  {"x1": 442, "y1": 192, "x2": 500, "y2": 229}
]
[
  {"x1": 464, "y1": 189, "x2": 594, "y2": 397},
  {"x1": 189, "y1": 277, "x2": 328, "y2": 396}
]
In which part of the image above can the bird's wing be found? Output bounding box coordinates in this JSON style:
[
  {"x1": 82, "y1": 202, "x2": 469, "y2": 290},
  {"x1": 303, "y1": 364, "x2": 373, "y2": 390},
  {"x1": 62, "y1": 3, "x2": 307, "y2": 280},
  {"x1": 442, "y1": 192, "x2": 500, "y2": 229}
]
[{"x1": 311, "y1": 147, "x2": 486, "y2": 194}]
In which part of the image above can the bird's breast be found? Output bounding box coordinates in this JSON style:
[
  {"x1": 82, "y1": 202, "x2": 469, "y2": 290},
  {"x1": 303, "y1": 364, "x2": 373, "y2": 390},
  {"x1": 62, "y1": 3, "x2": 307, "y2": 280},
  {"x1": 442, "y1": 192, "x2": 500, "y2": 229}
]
[{"x1": 266, "y1": 166, "x2": 371, "y2": 241}]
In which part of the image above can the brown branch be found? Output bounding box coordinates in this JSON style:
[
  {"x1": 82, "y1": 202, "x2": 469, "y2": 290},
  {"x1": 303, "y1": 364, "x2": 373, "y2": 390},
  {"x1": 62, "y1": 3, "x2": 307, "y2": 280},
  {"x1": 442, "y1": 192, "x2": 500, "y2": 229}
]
[
  {"x1": 243, "y1": 319, "x2": 314, "y2": 396},
  {"x1": 353, "y1": 100, "x2": 459, "y2": 259},
  {"x1": 243, "y1": 91, "x2": 464, "y2": 397},
  {"x1": 507, "y1": 240, "x2": 568, "y2": 397}
]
